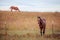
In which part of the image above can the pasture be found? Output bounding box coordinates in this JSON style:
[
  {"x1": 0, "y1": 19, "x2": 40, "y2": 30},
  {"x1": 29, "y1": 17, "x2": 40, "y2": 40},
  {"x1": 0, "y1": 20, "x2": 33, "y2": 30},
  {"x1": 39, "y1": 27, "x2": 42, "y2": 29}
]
[{"x1": 0, "y1": 11, "x2": 60, "y2": 40}]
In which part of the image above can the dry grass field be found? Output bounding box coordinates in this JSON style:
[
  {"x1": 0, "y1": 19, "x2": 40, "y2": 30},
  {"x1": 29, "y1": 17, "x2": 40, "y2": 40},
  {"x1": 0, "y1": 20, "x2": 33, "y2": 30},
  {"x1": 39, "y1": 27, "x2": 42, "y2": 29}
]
[{"x1": 0, "y1": 11, "x2": 60, "y2": 40}]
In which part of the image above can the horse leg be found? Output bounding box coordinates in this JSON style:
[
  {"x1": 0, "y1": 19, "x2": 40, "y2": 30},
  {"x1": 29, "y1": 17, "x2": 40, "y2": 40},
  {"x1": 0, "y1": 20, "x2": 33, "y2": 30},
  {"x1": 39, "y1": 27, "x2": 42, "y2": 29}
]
[
  {"x1": 40, "y1": 27, "x2": 42, "y2": 36},
  {"x1": 11, "y1": 9, "x2": 12, "y2": 12},
  {"x1": 43, "y1": 26, "x2": 46, "y2": 35}
]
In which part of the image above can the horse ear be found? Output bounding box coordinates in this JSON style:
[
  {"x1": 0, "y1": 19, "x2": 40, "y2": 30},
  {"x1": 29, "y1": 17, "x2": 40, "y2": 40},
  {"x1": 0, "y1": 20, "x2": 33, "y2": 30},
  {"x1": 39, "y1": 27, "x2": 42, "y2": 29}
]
[{"x1": 37, "y1": 16, "x2": 41, "y2": 18}]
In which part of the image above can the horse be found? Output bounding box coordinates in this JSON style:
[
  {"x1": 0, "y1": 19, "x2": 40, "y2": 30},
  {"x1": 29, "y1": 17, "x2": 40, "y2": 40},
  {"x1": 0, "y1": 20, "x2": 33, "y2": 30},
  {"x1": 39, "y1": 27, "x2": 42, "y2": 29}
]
[
  {"x1": 37, "y1": 16, "x2": 46, "y2": 36},
  {"x1": 10, "y1": 6, "x2": 20, "y2": 12}
]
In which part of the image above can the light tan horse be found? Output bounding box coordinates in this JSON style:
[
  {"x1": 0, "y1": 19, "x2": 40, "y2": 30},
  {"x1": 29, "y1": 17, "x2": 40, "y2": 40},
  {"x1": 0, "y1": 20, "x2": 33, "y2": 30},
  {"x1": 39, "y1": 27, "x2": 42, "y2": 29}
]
[{"x1": 10, "y1": 6, "x2": 20, "y2": 12}]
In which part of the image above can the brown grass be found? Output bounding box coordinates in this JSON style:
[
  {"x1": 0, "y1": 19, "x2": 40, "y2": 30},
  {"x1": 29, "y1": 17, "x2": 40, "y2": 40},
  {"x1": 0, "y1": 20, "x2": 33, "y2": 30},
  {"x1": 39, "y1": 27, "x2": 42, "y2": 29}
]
[{"x1": 0, "y1": 11, "x2": 60, "y2": 40}]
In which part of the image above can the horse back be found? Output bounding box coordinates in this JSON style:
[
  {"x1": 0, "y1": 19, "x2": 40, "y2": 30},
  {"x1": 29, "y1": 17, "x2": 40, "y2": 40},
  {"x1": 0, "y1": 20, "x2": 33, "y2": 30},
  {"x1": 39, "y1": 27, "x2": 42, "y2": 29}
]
[{"x1": 42, "y1": 18, "x2": 46, "y2": 26}]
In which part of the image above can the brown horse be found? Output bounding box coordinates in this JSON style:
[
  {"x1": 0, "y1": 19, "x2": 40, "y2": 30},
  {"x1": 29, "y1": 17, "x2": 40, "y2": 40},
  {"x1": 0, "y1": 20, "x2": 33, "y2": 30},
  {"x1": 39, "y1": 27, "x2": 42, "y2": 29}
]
[
  {"x1": 37, "y1": 16, "x2": 46, "y2": 36},
  {"x1": 10, "y1": 6, "x2": 20, "y2": 12}
]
